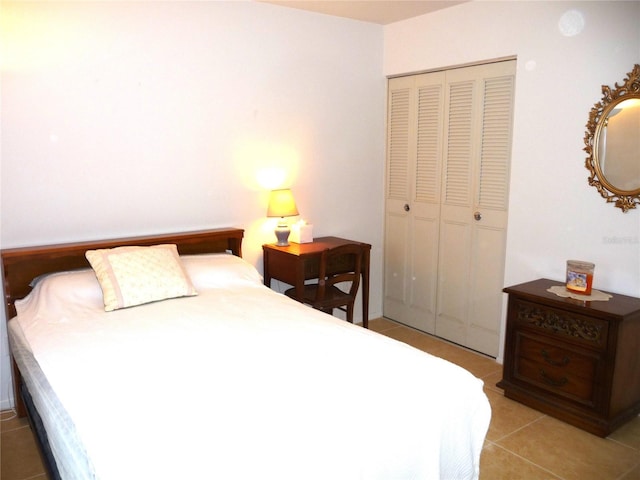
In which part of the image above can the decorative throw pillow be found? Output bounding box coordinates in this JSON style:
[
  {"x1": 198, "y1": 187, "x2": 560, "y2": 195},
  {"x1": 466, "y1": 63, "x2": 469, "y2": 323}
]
[{"x1": 85, "y1": 244, "x2": 197, "y2": 311}]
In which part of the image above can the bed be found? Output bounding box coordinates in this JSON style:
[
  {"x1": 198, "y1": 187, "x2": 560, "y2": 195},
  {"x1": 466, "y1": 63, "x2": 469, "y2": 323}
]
[{"x1": 2, "y1": 228, "x2": 491, "y2": 480}]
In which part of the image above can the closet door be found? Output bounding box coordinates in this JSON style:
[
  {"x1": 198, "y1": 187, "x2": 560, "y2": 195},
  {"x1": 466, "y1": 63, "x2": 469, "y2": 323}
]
[
  {"x1": 383, "y1": 72, "x2": 444, "y2": 333},
  {"x1": 384, "y1": 60, "x2": 515, "y2": 357},
  {"x1": 436, "y1": 61, "x2": 515, "y2": 356}
]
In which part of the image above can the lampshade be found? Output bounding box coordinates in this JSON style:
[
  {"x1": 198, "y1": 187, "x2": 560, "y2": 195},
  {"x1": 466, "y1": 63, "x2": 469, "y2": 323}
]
[
  {"x1": 267, "y1": 189, "x2": 299, "y2": 218},
  {"x1": 266, "y1": 189, "x2": 299, "y2": 246}
]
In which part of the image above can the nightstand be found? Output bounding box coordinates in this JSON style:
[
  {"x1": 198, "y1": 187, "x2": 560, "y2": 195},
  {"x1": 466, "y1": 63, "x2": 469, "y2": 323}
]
[{"x1": 498, "y1": 278, "x2": 640, "y2": 437}]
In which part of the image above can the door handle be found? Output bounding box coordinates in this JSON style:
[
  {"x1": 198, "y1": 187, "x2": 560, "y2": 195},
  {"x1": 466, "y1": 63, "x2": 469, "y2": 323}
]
[
  {"x1": 404, "y1": 204, "x2": 410, "y2": 212},
  {"x1": 474, "y1": 211, "x2": 482, "y2": 221}
]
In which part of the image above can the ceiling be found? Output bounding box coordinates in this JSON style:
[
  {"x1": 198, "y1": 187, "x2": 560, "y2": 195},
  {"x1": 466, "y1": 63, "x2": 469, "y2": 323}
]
[{"x1": 258, "y1": 0, "x2": 468, "y2": 25}]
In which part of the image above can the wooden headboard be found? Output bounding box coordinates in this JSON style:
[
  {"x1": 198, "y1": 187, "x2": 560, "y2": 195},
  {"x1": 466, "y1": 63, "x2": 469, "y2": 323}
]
[{"x1": 1, "y1": 228, "x2": 244, "y2": 320}]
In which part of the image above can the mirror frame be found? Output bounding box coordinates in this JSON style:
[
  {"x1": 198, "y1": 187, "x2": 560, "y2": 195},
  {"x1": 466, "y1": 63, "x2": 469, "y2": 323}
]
[{"x1": 584, "y1": 64, "x2": 640, "y2": 212}]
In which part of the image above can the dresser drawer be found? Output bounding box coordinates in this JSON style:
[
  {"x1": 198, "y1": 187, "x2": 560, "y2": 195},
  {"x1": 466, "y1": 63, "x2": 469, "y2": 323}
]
[
  {"x1": 513, "y1": 299, "x2": 608, "y2": 350},
  {"x1": 513, "y1": 332, "x2": 603, "y2": 407}
]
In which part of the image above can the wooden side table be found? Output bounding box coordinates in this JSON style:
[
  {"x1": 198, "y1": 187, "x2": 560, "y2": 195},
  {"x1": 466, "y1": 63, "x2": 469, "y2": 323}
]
[
  {"x1": 262, "y1": 237, "x2": 371, "y2": 328},
  {"x1": 498, "y1": 278, "x2": 640, "y2": 437}
]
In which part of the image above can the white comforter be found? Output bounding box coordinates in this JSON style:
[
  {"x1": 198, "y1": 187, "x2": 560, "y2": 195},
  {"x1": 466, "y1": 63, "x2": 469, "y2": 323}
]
[{"x1": 14, "y1": 254, "x2": 490, "y2": 480}]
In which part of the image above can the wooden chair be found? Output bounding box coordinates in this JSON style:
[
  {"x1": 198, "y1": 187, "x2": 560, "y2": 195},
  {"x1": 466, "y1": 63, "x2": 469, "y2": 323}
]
[{"x1": 284, "y1": 243, "x2": 363, "y2": 323}]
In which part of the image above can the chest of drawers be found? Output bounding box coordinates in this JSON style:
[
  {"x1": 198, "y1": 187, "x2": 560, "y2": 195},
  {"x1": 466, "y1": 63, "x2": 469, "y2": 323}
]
[{"x1": 498, "y1": 279, "x2": 640, "y2": 437}]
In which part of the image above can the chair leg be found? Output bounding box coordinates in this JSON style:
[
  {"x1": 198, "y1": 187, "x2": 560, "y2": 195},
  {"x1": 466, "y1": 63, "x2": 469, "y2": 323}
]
[{"x1": 346, "y1": 304, "x2": 354, "y2": 323}]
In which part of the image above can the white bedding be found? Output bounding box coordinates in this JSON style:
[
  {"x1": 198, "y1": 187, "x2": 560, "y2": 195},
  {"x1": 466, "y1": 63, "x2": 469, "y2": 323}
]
[
  {"x1": 8, "y1": 319, "x2": 93, "y2": 480},
  {"x1": 12, "y1": 253, "x2": 491, "y2": 480}
]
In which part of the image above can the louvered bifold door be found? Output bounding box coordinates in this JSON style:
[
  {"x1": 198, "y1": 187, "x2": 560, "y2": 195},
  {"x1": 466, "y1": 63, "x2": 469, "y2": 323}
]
[
  {"x1": 408, "y1": 74, "x2": 444, "y2": 333},
  {"x1": 384, "y1": 76, "x2": 414, "y2": 325},
  {"x1": 383, "y1": 73, "x2": 444, "y2": 333},
  {"x1": 436, "y1": 61, "x2": 515, "y2": 356}
]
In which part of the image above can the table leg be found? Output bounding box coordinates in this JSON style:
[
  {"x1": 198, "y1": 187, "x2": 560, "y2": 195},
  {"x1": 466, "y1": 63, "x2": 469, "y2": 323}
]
[{"x1": 362, "y1": 247, "x2": 370, "y2": 329}]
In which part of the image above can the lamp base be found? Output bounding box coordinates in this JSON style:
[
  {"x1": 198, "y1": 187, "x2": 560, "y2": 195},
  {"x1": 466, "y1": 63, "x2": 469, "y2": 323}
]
[{"x1": 274, "y1": 224, "x2": 291, "y2": 246}]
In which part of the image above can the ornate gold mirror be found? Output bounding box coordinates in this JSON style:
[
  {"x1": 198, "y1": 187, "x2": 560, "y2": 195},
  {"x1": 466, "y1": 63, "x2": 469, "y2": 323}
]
[{"x1": 584, "y1": 64, "x2": 640, "y2": 212}]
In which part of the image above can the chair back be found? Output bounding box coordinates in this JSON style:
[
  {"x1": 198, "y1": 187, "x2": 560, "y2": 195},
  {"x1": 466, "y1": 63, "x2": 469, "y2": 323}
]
[{"x1": 316, "y1": 244, "x2": 363, "y2": 301}]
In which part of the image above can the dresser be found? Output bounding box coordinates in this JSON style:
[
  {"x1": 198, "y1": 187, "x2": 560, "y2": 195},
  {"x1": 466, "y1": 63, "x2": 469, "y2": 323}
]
[{"x1": 498, "y1": 278, "x2": 640, "y2": 437}]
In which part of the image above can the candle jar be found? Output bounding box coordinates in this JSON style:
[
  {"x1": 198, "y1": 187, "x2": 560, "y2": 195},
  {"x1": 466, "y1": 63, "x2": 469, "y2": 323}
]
[{"x1": 566, "y1": 260, "x2": 595, "y2": 295}]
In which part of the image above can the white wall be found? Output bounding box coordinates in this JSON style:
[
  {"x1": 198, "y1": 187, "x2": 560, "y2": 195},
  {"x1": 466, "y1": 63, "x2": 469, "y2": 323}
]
[
  {"x1": 384, "y1": 0, "x2": 640, "y2": 361},
  {"x1": 0, "y1": 1, "x2": 385, "y2": 409}
]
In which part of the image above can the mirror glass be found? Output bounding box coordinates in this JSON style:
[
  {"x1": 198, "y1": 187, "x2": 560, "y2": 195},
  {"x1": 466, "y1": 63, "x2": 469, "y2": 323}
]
[
  {"x1": 597, "y1": 97, "x2": 640, "y2": 191},
  {"x1": 585, "y1": 64, "x2": 640, "y2": 212}
]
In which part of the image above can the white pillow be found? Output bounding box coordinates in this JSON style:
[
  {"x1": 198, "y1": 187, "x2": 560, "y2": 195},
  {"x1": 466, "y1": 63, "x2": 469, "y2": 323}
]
[
  {"x1": 15, "y1": 269, "x2": 104, "y2": 329},
  {"x1": 85, "y1": 244, "x2": 197, "y2": 311},
  {"x1": 181, "y1": 253, "x2": 263, "y2": 289}
]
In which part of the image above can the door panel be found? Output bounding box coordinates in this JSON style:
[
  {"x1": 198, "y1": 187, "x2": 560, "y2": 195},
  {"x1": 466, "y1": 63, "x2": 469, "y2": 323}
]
[
  {"x1": 409, "y1": 215, "x2": 438, "y2": 332},
  {"x1": 467, "y1": 223, "x2": 507, "y2": 356},
  {"x1": 384, "y1": 212, "x2": 409, "y2": 302},
  {"x1": 435, "y1": 218, "x2": 471, "y2": 344}
]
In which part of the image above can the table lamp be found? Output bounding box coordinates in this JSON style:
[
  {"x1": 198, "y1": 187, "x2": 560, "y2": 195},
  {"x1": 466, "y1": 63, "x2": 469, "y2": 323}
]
[{"x1": 267, "y1": 188, "x2": 299, "y2": 246}]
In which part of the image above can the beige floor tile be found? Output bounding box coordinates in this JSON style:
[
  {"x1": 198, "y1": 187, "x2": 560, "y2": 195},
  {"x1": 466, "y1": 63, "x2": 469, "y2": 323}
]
[
  {"x1": 484, "y1": 389, "x2": 546, "y2": 442},
  {"x1": 430, "y1": 342, "x2": 501, "y2": 378},
  {"x1": 367, "y1": 317, "x2": 399, "y2": 333},
  {"x1": 0, "y1": 410, "x2": 16, "y2": 420},
  {"x1": 0, "y1": 413, "x2": 29, "y2": 433},
  {"x1": 480, "y1": 441, "x2": 562, "y2": 479},
  {"x1": 376, "y1": 323, "x2": 449, "y2": 352},
  {"x1": 481, "y1": 369, "x2": 505, "y2": 394},
  {"x1": 609, "y1": 415, "x2": 640, "y2": 451},
  {"x1": 620, "y1": 462, "x2": 640, "y2": 480},
  {"x1": 1, "y1": 424, "x2": 47, "y2": 480},
  {"x1": 375, "y1": 318, "x2": 502, "y2": 378},
  {"x1": 497, "y1": 415, "x2": 639, "y2": 480}
]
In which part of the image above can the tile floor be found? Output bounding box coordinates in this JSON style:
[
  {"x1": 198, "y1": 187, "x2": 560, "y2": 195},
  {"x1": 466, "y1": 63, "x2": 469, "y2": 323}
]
[
  {"x1": 1, "y1": 317, "x2": 639, "y2": 480},
  {"x1": 1, "y1": 409, "x2": 47, "y2": 480}
]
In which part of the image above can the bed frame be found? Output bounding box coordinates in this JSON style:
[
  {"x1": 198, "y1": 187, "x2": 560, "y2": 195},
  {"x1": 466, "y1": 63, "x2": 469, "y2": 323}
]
[{"x1": 1, "y1": 228, "x2": 244, "y2": 478}]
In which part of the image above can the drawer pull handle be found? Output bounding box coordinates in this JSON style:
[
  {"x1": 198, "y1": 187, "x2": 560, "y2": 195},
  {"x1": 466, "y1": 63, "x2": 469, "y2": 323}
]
[
  {"x1": 540, "y1": 369, "x2": 568, "y2": 387},
  {"x1": 541, "y1": 349, "x2": 570, "y2": 367}
]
